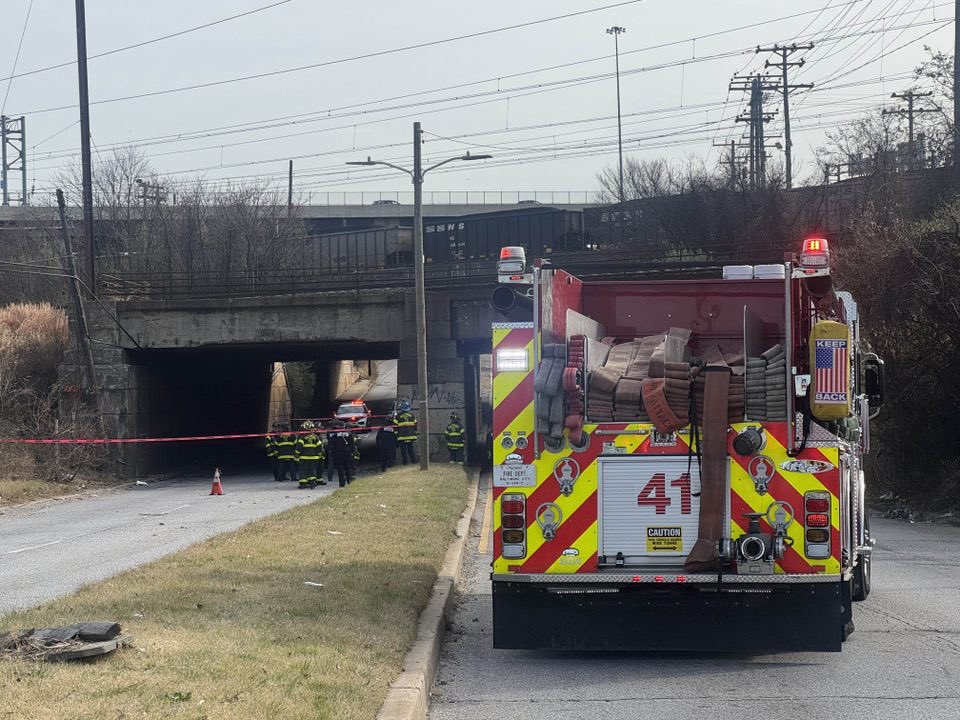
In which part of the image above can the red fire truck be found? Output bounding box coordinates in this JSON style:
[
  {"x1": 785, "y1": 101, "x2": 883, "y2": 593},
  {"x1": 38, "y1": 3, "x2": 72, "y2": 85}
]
[{"x1": 490, "y1": 239, "x2": 883, "y2": 651}]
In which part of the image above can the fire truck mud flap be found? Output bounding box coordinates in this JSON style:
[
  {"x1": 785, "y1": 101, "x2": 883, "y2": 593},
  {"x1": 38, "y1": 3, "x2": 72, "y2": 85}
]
[{"x1": 492, "y1": 579, "x2": 848, "y2": 652}]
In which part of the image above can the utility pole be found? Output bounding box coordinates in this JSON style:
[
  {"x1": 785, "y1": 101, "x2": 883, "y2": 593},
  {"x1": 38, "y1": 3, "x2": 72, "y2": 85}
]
[
  {"x1": 883, "y1": 90, "x2": 932, "y2": 170},
  {"x1": 412, "y1": 122, "x2": 429, "y2": 470},
  {"x1": 713, "y1": 140, "x2": 739, "y2": 187},
  {"x1": 607, "y1": 26, "x2": 627, "y2": 203},
  {"x1": 732, "y1": 74, "x2": 777, "y2": 190},
  {"x1": 75, "y1": 0, "x2": 96, "y2": 293},
  {"x1": 758, "y1": 44, "x2": 814, "y2": 190},
  {"x1": 56, "y1": 189, "x2": 98, "y2": 400},
  {"x1": 287, "y1": 160, "x2": 294, "y2": 219},
  {"x1": 0, "y1": 116, "x2": 27, "y2": 206},
  {"x1": 954, "y1": 0, "x2": 959, "y2": 176}
]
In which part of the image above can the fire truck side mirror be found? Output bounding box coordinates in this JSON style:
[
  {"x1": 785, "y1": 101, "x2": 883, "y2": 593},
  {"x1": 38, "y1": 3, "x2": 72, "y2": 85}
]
[{"x1": 863, "y1": 353, "x2": 885, "y2": 410}]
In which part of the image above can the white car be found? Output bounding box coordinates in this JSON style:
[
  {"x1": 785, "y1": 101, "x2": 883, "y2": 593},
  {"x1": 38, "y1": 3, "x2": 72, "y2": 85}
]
[{"x1": 334, "y1": 401, "x2": 371, "y2": 432}]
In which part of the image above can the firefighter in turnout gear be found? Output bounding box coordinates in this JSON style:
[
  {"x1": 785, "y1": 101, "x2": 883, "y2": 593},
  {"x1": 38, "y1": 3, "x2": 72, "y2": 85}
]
[
  {"x1": 444, "y1": 412, "x2": 465, "y2": 463},
  {"x1": 295, "y1": 420, "x2": 323, "y2": 489},
  {"x1": 275, "y1": 426, "x2": 298, "y2": 482},
  {"x1": 376, "y1": 412, "x2": 398, "y2": 471},
  {"x1": 394, "y1": 400, "x2": 418, "y2": 465},
  {"x1": 265, "y1": 423, "x2": 281, "y2": 481},
  {"x1": 328, "y1": 420, "x2": 356, "y2": 487}
]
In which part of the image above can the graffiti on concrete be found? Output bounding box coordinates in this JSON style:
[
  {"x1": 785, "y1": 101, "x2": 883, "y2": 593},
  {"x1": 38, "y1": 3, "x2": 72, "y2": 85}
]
[{"x1": 410, "y1": 385, "x2": 463, "y2": 408}]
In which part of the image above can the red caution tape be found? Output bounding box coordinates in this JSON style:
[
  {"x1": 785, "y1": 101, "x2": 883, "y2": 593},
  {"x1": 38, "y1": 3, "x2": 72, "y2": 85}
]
[{"x1": 0, "y1": 424, "x2": 391, "y2": 446}]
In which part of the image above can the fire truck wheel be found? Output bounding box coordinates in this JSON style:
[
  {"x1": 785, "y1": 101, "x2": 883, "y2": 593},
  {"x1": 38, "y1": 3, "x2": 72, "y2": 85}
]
[{"x1": 852, "y1": 515, "x2": 872, "y2": 602}]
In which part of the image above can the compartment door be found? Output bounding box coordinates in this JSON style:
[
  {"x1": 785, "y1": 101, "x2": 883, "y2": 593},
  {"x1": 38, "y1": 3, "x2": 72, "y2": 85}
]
[{"x1": 598, "y1": 456, "x2": 703, "y2": 566}]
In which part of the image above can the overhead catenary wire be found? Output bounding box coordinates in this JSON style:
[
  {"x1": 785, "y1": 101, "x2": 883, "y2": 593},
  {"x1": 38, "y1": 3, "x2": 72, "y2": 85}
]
[
  {"x1": 26, "y1": 12, "x2": 948, "y2": 186},
  {"x1": 1, "y1": 0, "x2": 35, "y2": 114},
  {"x1": 0, "y1": 0, "x2": 295, "y2": 85},
  {"x1": 27, "y1": 0, "x2": 947, "y2": 165},
  {"x1": 7, "y1": 1, "x2": 647, "y2": 117}
]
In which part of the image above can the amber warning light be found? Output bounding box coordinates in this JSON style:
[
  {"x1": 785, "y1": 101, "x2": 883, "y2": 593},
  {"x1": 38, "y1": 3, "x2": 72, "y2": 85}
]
[{"x1": 800, "y1": 237, "x2": 830, "y2": 269}]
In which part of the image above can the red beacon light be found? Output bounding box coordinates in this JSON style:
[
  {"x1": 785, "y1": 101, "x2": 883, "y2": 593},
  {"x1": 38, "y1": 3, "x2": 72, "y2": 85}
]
[
  {"x1": 497, "y1": 246, "x2": 532, "y2": 285},
  {"x1": 498, "y1": 246, "x2": 527, "y2": 275},
  {"x1": 800, "y1": 236, "x2": 830, "y2": 269}
]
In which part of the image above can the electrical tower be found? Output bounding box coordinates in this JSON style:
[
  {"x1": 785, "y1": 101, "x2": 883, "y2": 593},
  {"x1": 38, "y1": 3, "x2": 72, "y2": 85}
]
[
  {"x1": 135, "y1": 178, "x2": 167, "y2": 207},
  {"x1": 882, "y1": 90, "x2": 932, "y2": 171},
  {"x1": 731, "y1": 74, "x2": 777, "y2": 190},
  {"x1": 1, "y1": 115, "x2": 27, "y2": 206},
  {"x1": 757, "y1": 44, "x2": 814, "y2": 190}
]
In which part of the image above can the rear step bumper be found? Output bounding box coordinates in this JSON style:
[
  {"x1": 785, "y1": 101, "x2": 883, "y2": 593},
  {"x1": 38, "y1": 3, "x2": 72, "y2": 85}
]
[{"x1": 492, "y1": 578, "x2": 848, "y2": 652}]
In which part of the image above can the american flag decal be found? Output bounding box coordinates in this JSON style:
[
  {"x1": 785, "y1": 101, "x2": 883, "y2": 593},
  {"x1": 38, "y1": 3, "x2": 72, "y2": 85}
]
[{"x1": 815, "y1": 339, "x2": 848, "y2": 402}]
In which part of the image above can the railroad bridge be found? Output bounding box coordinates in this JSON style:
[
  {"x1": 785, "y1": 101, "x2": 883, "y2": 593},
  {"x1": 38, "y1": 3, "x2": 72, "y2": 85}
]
[{"x1": 60, "y1": 252, "x2": 750, "y2": 476}]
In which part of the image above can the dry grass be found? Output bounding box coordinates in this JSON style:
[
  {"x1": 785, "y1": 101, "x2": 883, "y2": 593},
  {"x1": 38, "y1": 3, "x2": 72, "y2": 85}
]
[
  {"x1": 0, "y1": 479, "x2": 75, "y2": 507},
  {"x1": 0, "y1": 465, "x2": 469, "y2": 720}
]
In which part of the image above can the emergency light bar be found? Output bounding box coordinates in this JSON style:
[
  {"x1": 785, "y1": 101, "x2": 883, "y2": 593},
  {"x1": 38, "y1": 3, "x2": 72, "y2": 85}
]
[
  {"x1": 792, "y1": 236, "x2": 832, "y2": 278},
  {"x1": 498, "y1": 246, "x2": 533, "y2": 285}
]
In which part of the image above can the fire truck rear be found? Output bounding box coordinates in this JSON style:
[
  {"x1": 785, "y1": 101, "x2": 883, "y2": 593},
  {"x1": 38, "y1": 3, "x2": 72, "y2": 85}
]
[{"x1": 490, "y1": 238, "x2": 883, "y2": 652}]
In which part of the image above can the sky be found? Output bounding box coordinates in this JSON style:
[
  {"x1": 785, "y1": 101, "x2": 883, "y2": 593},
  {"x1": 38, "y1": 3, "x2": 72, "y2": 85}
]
[{"x1": 0, "y1": 0, "x2": 953, "y2": 205}]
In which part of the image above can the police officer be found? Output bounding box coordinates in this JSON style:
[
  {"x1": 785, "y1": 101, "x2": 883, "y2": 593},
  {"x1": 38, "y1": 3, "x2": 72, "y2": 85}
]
[
  {"x1": 328, "y1": 420, "x2": 357, "y2": 487},
  {"x1": 444, "y1": 412, "x2": 465, "y2": 464},
  {"x1": 265, "y1": 423, "x2": 281, "y2": 481},
  {"x1": 394, "y1": 400, "x2": 418, "y2": 465},
  {"x1": 275, "y1": 425, "x2": 298, "y2": 482},
  {"x1": 376, "y1": 412, "x2": 398, "y2": 472},
  {"x1": 295, "y1": 420, "x2": 323, "y2": 489}
]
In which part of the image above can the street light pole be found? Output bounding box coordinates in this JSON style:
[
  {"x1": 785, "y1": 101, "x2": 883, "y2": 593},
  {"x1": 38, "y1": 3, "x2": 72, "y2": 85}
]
[
  {"x1": 348, "y1": 124, "x2": 491, "y2": 471},
  {"x1": 412, "y1": 122, "x2": 429, "y2": 470},
  {"x1": 607, "y1": 25, "x2": 627, "y2": 204}
]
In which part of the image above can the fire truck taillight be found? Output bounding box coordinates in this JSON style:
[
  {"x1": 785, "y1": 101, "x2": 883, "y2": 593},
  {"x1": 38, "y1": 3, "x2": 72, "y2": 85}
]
[
  {"x1": 800, "y1": 236, "x2": 830, "y2": 269},
  {"x1": 804, "y1": 491, "x2": 832, "y2": 559},
  {"x1": 805, "y1": 497, "x2": 829, "y2": 513},
  {"x1": 501, "y1": 499, "x2": 525, "y2": 514},
  {"x1": 501, "y1": 493, "x2": 527, "y2": 559}
]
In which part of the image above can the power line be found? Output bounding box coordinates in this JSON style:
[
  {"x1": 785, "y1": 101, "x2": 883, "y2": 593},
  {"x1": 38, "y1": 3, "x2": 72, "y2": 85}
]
[
  {"x1": 8, "y1": 1, "x2": 646, "y2": 116},
  {"x1": 0, "y1": 0, "x2": 295, "y2": 85},
  {"x1": 26, "y1": 2, "x2": 946, "y2": 166},
  {"x1": 27, "y1": 11, "x2": 948, "y2": 185},
  {"x1": 1, "y1": 0, "x2": 35, "y2": 114}
]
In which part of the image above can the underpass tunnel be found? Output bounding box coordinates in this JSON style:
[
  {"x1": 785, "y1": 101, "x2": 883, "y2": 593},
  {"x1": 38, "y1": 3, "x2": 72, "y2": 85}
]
[{"x1": 124, "y1": 342, "x2": 399, "y2": 477}]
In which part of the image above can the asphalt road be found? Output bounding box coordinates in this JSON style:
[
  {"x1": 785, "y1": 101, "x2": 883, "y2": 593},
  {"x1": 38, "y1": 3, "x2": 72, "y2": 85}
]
[
  {"x1": 0, "y1": 471, "x2": 335, "y2": 618},
  {"x1": 430, "y1": 475, "x2": 960, "y2": 720}
]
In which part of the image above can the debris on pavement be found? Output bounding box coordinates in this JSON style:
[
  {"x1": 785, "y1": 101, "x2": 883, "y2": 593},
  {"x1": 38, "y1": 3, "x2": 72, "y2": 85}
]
[{"x1": 0, "y1": 622, "x2": 132, "y2": 662}]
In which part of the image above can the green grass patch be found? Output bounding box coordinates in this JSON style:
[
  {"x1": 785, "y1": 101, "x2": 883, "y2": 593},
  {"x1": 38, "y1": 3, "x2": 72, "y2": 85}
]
[
  {"x1": 1, "y1": 465, "x2": 469, "y2": 719},
  {"x1": 0, "y1": 479, "x2": 77, "y2": 507}
]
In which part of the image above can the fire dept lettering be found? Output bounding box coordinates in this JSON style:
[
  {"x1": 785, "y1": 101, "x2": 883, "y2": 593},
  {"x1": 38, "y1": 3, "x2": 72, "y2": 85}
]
[{"x1": 646, "y1": 526, "x2": 683, "y2": 552}]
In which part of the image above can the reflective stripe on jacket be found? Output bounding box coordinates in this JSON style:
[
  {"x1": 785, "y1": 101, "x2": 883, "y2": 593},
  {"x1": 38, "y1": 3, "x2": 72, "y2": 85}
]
[
  {"x1": 276, "y1": 435, "x2": 297, "y2": 461},
  {"x1": 296, "y1": 433, "x2": 323, "y2": 461},
  {"x1": 394, "y1": 411, "x2": 418, "y2": 442},
  {"x1": 444, "y1": 422, "x2": 465, "y2": 449},
  {"x1": 265, "y1": 434, "x2": 278, "y2": 458}
]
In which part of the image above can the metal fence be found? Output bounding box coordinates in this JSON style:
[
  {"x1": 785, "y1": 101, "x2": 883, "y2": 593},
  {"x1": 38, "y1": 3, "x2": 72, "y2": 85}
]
[
  {"x1": 98, "y1": 241, "x2": 791, "y2": 301},
  {"x1": 302, "y1": 190, "x2": 600, "y2": 206}
]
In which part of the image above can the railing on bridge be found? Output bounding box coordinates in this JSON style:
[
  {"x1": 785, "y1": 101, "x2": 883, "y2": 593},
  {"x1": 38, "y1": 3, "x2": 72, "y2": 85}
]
[
  {"x1": 304, "y1": 190, "x2": 599, "y2": 206},
  {"x1": 98, "y1": 240, "x2": 791, "y2": 301}
]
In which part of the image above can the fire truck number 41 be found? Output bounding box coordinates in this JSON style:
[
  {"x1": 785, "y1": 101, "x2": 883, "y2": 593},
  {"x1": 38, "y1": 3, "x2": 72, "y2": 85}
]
[{"x1": 637, "y1": 473, "x2": 692, "y2": 514}]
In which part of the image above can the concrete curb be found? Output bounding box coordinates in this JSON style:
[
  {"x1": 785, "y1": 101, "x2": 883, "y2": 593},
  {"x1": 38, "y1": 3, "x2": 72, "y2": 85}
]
[{"x1": 376, "y1": 468, "x2": 480, "y2": 720}]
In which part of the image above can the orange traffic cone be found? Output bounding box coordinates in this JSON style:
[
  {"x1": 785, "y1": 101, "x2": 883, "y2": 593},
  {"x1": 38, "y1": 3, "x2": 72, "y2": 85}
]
[{"x1": 209, "y1": 468, "x2": 224, "y2": 496}]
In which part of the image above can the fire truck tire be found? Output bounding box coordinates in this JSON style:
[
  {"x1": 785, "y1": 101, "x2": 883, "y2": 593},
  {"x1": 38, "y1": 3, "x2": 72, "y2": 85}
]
[{"x1": 853, "y1": 515, "x2": 872, "y2": 602}]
